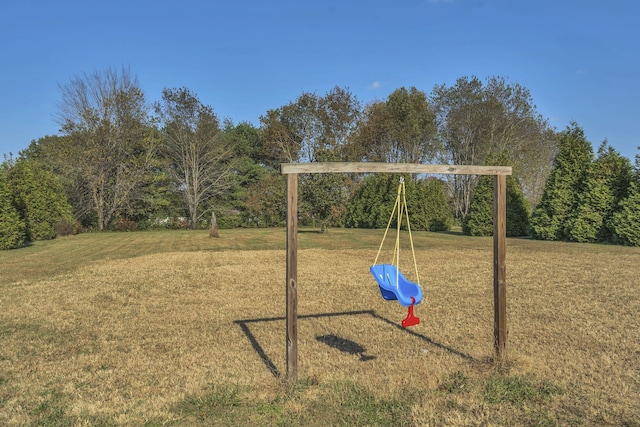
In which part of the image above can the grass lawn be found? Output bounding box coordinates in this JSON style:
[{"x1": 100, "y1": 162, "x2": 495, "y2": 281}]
[{"x1": 0, "y1": 228, "x2": 639, "y2": 425}]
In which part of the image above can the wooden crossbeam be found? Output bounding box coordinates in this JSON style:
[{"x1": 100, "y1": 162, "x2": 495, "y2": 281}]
[{"x1": 281, "y1": 162, "x2": 512, "y2": 176}]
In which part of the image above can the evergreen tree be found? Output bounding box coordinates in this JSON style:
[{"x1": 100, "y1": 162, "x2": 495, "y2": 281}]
[
  {"x1": 611, "y1": 150, "x2": 640, "y2": 246},
  {"x1": 345, "y1": 174, "x2": 399, "y2": 229},
  {"x1": 345, "y1": 174, "x2": 449, "y2": 231},
  {"x1": 21, "y1": 134, "x2": 96, "y2": 228},
  {"x1": 8, "y1": 159, "x2": 75, "y2": 241},
  {"x1": 462, "y1": 175, "x2": 530, "y2": 237},
  {"x1": 462, "y1": 175, "x2": 493, "y2": 236},
  {"x1": 0, "y1": 164, "x2": 26, "y2": 249},
  {"x1": 421, "y1": 178, "x2": 453, "y2": 231},
  {"x1": 530, "y1": 123, "x2": 594, "y2": 240},
  {"x1": 506, "y1": 176, "x2": 532, "y2": 237},
  {"x1": 565, "y1": 142, "x2": 632, "y2": 243},
  {"x1": 610, "y1": 186, "x2": 640, "y2": 246}
]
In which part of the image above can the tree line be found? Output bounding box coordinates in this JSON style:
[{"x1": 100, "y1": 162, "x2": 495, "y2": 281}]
[
  {"x1": 463, "y1": 124, "x2": 640, "y2": 246},
  {"x1": 1, "y1": 67, "x2": 638, "y2": 249}
]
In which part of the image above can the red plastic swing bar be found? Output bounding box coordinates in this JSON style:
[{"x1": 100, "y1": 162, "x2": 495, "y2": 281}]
[{"x1": 401, "y1": 297, "x2": 420, "y2": 328}]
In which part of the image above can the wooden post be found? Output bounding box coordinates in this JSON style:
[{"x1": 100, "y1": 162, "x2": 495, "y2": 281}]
[
  {"x1": 209, "y1": 211, "x2": 219, "y2": 238},
  {"x1": 493, "y1": 174, "x2": 507, "y2": 360},
  {"x1": 286, "y1": 173, "x2": 299, "y2": 382}
]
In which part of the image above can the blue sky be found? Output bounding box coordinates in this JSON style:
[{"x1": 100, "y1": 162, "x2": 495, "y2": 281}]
[{"x1": 1, "y1": 0, "x2": 639, "y2": 161}]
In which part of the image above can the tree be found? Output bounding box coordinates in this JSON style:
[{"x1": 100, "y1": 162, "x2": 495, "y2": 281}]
[
  {"x1": 505, "y1": 176, "x2": 532, "y2": 237},
  {"x1": 215, "y1": 120, "x2": 265, "y2": 228},
  {"x1": 55, "y1": 67, "x2": 154, "y2": 230},
  {"x1": 611, "y1": 149, "x2": 640, "y2": 246},
  {"x1": 350, "y1": 87, "x2": 438, "y2": 163},
  {"x1": 297, "y1": 149, "x2": 354, "y2": 229},
  {"x1": 258, "y1": 86, "x2": 361, "y2": 167},
  {"x1": 430, "y1": 76, "x2": 556, "y2": 219},
  {"x1": 21, "y1": 135, "x2": 93, "y2": 225},
  {"x1": 345, "y1": 174, "x2": 445, "y2": 230},
  {"x1": 7, "y1": 159, "x2": 75, "y2": 241},
  {"x1": 314, "y1": 86, "x2": 362, "y2": 161},
  {"x1": 462, "y1": 176, "x2": 493, "y2": 236},
  {"x1": 420, "y1": 177, "x2": 454, "y2": 231},
  {"x1": 610, "y1": 187, "x2": 640, "y2": 246},
  {"x1": 300, "y1": 173, "x2": 352, "y2": 229},
  {"x1": 242, "y1": 170, "x2": 287, "y2": 227},
  {"x1": 530, "y1": 123, "x2": 593, "y2": 240},
  {"x1": 257, "y1": 108, "x2": 300, "y2": 168},
  {"x1": 154, "y1": 87, "x2": 235, "y2": 229},
  {"x1": 0, "y1": 161, "x2": 26, "y2": 249},
  {"x1": 565, "y1": 142, "x2": 632, "y2": 243},
  {"x1": 345, "y1": 174, "x2": 399, "y2": 229},
  {"x1": 258, "y1": 87, "x2": 362, "y2": 227},
  {"x1": 462, "y1": 175, "x2": 530, "y2": 237}
]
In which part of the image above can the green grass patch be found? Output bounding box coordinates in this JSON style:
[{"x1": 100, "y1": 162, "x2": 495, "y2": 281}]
[
  {"x1": 173, "y1": 380, "x2": 414, "y2": 426},
  {"x1": 29, "y1": 389, "x2": 73, "y2": 427},
  {"x1": 316, "y1": 381, "x2": 414, "y2": 426},
  {"x1": 176, "y1": 384, "x2": 244, "y2": 423},
  {"x1": 483, "y1": 374, "x2": 563, "y2": 406}
]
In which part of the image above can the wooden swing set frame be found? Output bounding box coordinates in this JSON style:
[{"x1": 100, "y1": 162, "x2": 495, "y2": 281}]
[{"x1": 280, "y1": 162, "x2": 512, "y2": 382}]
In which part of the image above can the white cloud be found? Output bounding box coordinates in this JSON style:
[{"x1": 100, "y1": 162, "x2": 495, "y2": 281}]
[{"x1": 369, "y1": 81, "x2": 383, "y2": 90}]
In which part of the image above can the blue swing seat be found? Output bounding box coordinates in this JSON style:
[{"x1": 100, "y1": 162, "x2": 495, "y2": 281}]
[{"x1": 370, "y1": 264, "x2": 423, "y2": 307}]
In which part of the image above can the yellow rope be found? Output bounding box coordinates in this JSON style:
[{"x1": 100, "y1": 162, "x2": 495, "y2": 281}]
[
  {"x1": 394, "y1": 180, "x2": 403, "y2": 288},
  {"x1": 373, "y1": 187, "x2": 400, "y2": 267},
  {"x1": 401, "y1": 180, "x2": 421, "y2": 286}
]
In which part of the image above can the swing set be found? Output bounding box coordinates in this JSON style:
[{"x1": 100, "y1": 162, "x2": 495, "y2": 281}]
[{"x1": 281, "y1": 162, "x2": 511, "y2": 383}]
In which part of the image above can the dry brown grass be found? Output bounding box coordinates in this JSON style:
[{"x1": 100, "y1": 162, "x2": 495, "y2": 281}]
[{"x1": 0, "y1": 229, "x2": 639, "y2": 425}]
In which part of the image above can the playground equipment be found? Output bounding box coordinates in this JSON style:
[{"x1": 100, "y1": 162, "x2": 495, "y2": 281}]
[
  {"x1": 370, "y1": 177, "x2": 422, "y2": 327},
  {"x1": 281, "y1": 162, "x2": 511, "y2": 383}
]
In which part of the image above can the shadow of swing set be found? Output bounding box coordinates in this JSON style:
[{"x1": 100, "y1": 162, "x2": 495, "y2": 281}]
[
  {"x1": 234, "y1": 309, "x2": 474, "y2": 379},
  {"x1": 278, "y1": 162, "x2": 511, "y2": 383}
]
